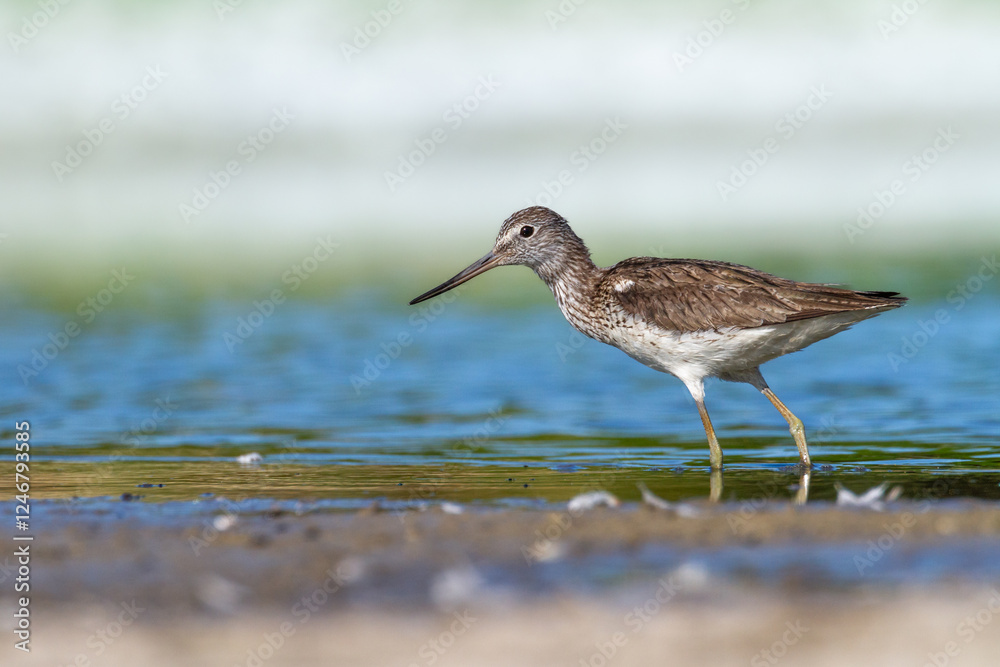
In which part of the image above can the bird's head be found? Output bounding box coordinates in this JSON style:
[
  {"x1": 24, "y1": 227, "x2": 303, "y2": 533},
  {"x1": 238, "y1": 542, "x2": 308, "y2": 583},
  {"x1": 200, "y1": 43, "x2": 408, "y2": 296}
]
[{"x1": 409, "y1": 207, "x2": 580, "y2": 304}]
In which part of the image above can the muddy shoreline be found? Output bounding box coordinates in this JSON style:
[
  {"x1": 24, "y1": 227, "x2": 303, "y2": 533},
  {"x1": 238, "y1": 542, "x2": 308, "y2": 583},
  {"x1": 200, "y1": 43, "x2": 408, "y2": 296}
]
[{"x1": 7, "y1": 502, "x2": 1000, "y2": 665}]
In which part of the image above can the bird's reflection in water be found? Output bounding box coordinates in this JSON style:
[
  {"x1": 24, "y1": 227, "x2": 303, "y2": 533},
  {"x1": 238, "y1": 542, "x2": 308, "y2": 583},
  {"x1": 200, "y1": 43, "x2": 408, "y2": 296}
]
[{"x1": 709, "y1": 469, "x2": 810, "y2": 505}]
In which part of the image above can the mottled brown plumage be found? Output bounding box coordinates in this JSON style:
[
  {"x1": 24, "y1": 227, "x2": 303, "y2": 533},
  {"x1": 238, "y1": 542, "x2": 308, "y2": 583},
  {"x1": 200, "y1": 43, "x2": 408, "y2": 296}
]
[
  {"x1": 603, "y1": 257, "x2": 904, "y2": 333},
  {"x1": 410, "y1": 206, "x2": 906, "y2": 470}
]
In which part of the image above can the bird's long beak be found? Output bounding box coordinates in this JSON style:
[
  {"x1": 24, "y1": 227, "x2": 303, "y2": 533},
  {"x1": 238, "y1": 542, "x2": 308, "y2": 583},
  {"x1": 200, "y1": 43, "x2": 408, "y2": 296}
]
[{"x1": 409, "y1": 252, "x2": 502, "y2": 305}]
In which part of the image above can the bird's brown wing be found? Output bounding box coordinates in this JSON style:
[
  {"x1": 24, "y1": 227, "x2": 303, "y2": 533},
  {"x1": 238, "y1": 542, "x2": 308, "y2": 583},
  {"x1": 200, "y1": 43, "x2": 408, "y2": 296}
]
[{"x1": 601, "y1": 258, "x2": 905, "y2": 333}]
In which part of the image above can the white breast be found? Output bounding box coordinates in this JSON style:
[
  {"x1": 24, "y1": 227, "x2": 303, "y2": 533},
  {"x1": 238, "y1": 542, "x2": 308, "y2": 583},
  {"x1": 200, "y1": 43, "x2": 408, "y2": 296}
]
[
  {"x1": 602, "y1": 308, "x2": 888, "y2": 385},
  {"x1": 548, "y1": 272, "x2": 892, "y2": 386}
]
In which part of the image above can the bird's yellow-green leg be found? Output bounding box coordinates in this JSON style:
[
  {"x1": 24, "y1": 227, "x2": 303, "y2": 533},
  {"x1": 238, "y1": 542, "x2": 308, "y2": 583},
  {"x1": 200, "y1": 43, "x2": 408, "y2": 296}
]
[
  {"x1": 761, "y1": 388, "x2": 811, "y2": 468},
  {"x1": 695, "y1": 398, "x2": 724, "y2": 470}
]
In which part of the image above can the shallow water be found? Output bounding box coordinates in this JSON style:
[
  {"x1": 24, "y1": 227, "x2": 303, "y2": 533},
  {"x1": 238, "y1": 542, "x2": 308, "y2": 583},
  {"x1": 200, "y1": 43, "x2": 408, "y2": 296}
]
[{"x1": 6, "y1": 284, "x2": 998, "y2": 507}]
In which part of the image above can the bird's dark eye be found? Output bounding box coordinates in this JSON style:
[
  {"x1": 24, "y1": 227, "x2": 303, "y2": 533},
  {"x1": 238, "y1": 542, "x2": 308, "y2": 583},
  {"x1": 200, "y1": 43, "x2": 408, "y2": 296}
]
[{"x1": 520, "y1": 226, "x2": 534, "y2": 238}]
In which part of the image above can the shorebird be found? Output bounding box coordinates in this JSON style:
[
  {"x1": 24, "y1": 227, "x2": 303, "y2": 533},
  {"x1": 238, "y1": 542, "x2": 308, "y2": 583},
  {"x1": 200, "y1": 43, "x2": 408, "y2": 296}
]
[{"x1": 409, "y1": 207, "x2": 906, "y2": 469}]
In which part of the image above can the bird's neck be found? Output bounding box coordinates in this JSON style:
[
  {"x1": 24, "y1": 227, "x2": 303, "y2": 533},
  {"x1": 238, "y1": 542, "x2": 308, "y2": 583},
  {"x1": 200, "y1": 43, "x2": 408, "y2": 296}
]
[{"x1": 534, "y1": 241, "x2": 603, "y2": 338}]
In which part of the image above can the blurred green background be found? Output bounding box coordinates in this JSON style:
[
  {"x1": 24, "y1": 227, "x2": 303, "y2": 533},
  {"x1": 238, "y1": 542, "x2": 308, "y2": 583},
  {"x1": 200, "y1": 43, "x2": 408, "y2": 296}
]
[{"x1": 3, "y1": 0, "x2": 998, "y2": 298}]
